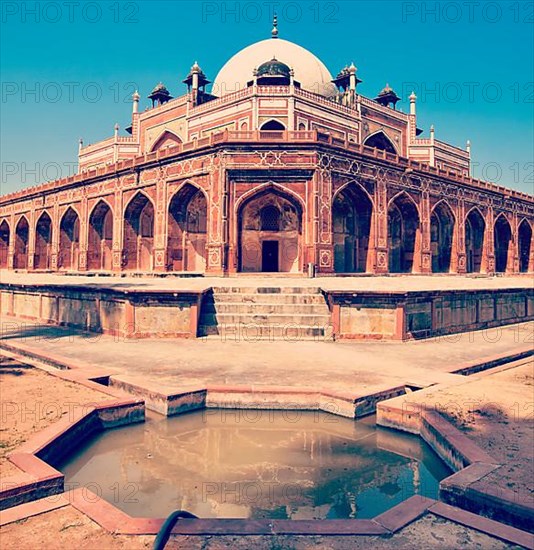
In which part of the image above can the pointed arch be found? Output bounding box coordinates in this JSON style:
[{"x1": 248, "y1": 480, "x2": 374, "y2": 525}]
[
  {"x1": 518, "y1": 218, "x2": 532, "y2": 273},
  {"x1": 88, "y1": 200, "x2": 113, "y2": 270},
  {"x1": 35, "y1": 211, "x2": 53, "y2": 270},
  {"x1": 260, "y1": 119, "x2": 286, "y2": 131},
  {"x1": 237, "y1": 184, "x2": 303, "y2": 273},
  {"x1": 494, "y1": 213, "x2": 512, "y2": 273},
  {"x1": 88, "y1": 197, "x2": 113, "y2": 220},
  {"x1": 465, "y1": 207, "x2": 485, "y2": 273},
  {"x1": 170, "y1": 180, "x2": 209, "y2": 205},
  {"x1": 363, "y1": 130, "x2": 398, "y2": 154},
  {"x1": 168, "y1": 182, "x2": 208, "y2": 272},
  {"x1": 430, "y1": 200, "x2": 456, "y2": 273},
  {"x1": 123, "y1": 192, "x2": 154, "y2": 271},
  {"x1": 333, "y1": 180, "x2": 375, "y2": 208},
  {"x1": 14, "y1": 216, "x2": 29, "y2": 269},
  {"x1": 235, "y1": 182, "x2": 306, "y2": 216},
  {"x1": 0, "y1": 220, "x2": 10, "y2": 269},
  {"x1": 387, "y1": 191, "x2": 420, "y2": 216},
  {"x1": 332, "y1": 182, "x2": 373, "y2": 273},
  {"x1": 150, "y1": 129, "x2": 183, "y2": 152},
  {"x1": 388, "y1": 192, "x2": 421, "y2": 273},
  {"x1": 59, "y1": 207, "x2": 80, "y2": 270}
]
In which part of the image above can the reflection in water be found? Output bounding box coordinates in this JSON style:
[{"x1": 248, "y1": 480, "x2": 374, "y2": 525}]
[{"x1": 59, "y1": 410, "x2": 450, "y2": 519}]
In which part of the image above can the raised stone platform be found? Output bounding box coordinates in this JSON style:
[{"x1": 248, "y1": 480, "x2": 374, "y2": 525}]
[{"x1": 1, "y1": 272, "x2": 532, "y2": 341}]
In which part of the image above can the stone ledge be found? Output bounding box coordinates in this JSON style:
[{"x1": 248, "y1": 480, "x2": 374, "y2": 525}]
[
  {"x1": 374, "y1": 495, "x2": 435, "y2": 532},
  {"x1": 429, "y1": 501, "x2": 534, "y2": 548},
  {"x1": 0, "y1": 494, "x2": 69, "y2": 527},
  {"x1": 0, "y1": 398, "x2": 145, "y2": 511},
  {"x1": 377, "y1": 396, "x2": 534, "y2": 533},
  {"x1": 8, "y1": 488, "x2": 530, "y2": 545}
]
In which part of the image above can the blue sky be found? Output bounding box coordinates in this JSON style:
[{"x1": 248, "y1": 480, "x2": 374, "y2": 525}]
[{"x1": 1, "y1": 0, "x2": 533, "y2": 194}]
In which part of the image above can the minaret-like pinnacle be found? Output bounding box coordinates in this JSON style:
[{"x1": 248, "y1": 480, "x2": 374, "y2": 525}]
[{"x1": 271, "y1": 13, "x2": 278, "y2": 38}]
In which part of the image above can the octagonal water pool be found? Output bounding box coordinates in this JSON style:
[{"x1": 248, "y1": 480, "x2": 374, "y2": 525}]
[{"x1": 59, "y1": 410, "x2": 450, "y2": 520}]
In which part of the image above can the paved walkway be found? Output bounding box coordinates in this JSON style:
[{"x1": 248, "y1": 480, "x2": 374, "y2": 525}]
[
  {"x1": 1, "y1": 316, "x2": 531, "y2": 396},
  {"x1": 1, "y1": 270, "x2": 532, "y2": 293}
]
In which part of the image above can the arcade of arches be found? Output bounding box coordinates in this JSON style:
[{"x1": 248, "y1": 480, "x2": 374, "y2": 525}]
[
  {"x1": 168, "y1": 185, "x2": 208, "y2": 272},
  {"x1": 388, "y1": 194, "x2": 421, "y2": 274},
  {"x1": 238, "y1": 190, "x2": 302, "y2": 273},
  {"x1": 465, "y1": 209, "x2": 485, "y2": 274},
  {"x1": 1, "y1": 187, "x2": 532, "y2": 275},
  {"x1": 0, "y1": 220, "x2": 9, "y2": 269},
  {"x1": 123, "y1": 193, "x2": 155, "y2": 271},
  {"x1": 59, "y1": 208, "x2": 80, "y2": 270},
  {"x1": 88, "y1": 201, "x2": 113, "y2": 271},
  {"x1": 34, "y1": 212, "x2": 52, "y2": 270},
  {"x1": 333, "y1": 185, "x2": 372, "y2": 273}
]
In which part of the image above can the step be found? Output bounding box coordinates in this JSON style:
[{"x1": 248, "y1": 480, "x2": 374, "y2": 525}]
[
  {"x1": 198, "y1": 323, "x2": 334, "y2": 341},
  {"x1": 201, "y1": 302, "x2": 330, "y2": 315},
  {"x1": 211, "y1": 286, "x2": 322, "y2": 294},
  {"x1": 199, "y1": 313, "x2": 331, "y2": 326},
  {"x1": 210, "y1": 293, "x2": 327, "y2": 305}
]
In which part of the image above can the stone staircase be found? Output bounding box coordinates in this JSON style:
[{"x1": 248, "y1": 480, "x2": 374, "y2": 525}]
[{"x1": 198, "y1": 286, "x2": 333, "y2": 341}]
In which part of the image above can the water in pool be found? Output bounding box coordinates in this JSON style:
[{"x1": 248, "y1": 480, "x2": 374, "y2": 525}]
[{"x1": 59, "y1": 409, "x2": 450, "y2": 520}]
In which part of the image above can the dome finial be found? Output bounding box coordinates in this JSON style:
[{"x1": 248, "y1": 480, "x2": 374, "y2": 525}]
[{"x1": 271, "y1": 12, "x2": 278, "y2": 38}]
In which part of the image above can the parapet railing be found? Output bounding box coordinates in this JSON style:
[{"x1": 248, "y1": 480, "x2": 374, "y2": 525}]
[
  {"x1": 1, "y1": 130, "x2": 533, "y2": 205},
  {"x1": 434, "y1": 138, "x2": 471, "y2": 159}
]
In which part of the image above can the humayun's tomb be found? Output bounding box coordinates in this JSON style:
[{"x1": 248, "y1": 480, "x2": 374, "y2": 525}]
[{"x1": 0, "y1": 20, "x2": 533, "y2": 277}]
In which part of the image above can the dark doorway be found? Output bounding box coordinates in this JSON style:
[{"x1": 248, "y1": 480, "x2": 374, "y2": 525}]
[{"x1": 262, "y1": 240, "x2": 279, "y2": 272}]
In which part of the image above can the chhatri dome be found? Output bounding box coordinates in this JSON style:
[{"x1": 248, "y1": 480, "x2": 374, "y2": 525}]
[{"x1": 213, "y1": 16, "x2": 336, "y2": 98}]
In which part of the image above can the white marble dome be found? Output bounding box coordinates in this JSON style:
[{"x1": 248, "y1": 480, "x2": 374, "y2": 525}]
[{"x1": 213, "y1": 38, "x2": 336, "y2": 98}]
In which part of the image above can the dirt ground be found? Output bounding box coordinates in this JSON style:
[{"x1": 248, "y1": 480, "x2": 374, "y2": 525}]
[
  {"x1": 0, "y1": 355, "x2": 111, "y2": 479},
  {"x1": 404, "y1": 360, "x2": 534, "y2": 501},
  {"x1": 0, "y1": 353, "x2": 531, "y2": 548},
  {"x1": 0, "y1": 505, "x2": 153, "y2": 549},
  {"x1": 0, "y1": 505, "x2": 516, "y2": 549}
]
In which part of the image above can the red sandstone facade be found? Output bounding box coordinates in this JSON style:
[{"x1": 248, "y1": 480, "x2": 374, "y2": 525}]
[{"x1": 1, "y1": 30, "x2": 533, "y2": 276}]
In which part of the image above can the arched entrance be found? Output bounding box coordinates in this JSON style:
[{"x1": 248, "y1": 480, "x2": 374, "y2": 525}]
[
  {"x1": 238, "y1": 189, "x2": 302, "y2": 273},
  {"x1": 363, "y1": 131, "x2": 397, "y2": 154},
  {"x1": 0, "y1": 221, "x2": 9, "y2": 269},
  {"x1": 465, "y1": 209, "x2": 485, "y2": 273},
  {"x1": 88, "y1": 201, "x2": 113, "y2": 270},
  {"x1": 430, "y1": 202, "x2": 455, "y2": 273},
  {"x1": 123, "y1": 193, "x2": 154, "y2": 271},
  {"x1": 14, "y1": 217, "x2": 29, "y2": 269},
  {"x1": 494, "y1": 215, "x2": 512, "y2": 273},
  {"x1": 150, "y1": 130, "x2": 182, "y2": 152},
  {"x1": 35, "y1": 212, "x2": 52, "y2": 270},
  {"x1": 58, "y1": 208, "x2": 80, "y2": 270},
  {"x1": 333, "y1": 184, "x2": 372, "y2": 273},
  {"x1": 168, "y1": 185, "x2": 208, "y2": 272},
  {"x1": 518, "y1": 220, "x2": 532, "y2": 273},
  {"x1": 388, "y1": 194, "x2": 420, "y2": 273}
]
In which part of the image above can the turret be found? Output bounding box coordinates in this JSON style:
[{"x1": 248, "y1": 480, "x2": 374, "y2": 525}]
[
  {"x1": 132, "y1": 90, "x2": 140, "y2": 114},
  {"x1": 148, "y1": 83, "x2": 172, "y2": 107},
  {"x1": 375, "y1": 84, "x2": 400, "y2": 109},
  {"x1": 409, "y1": 91, "x2": 417, "y2": 116},
  {"x1": 332, "y1": 63, "x2": 362, "y2": 107},
  {"x1": 183, "y1": 62, "x2": 210, "y2": 106}
]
